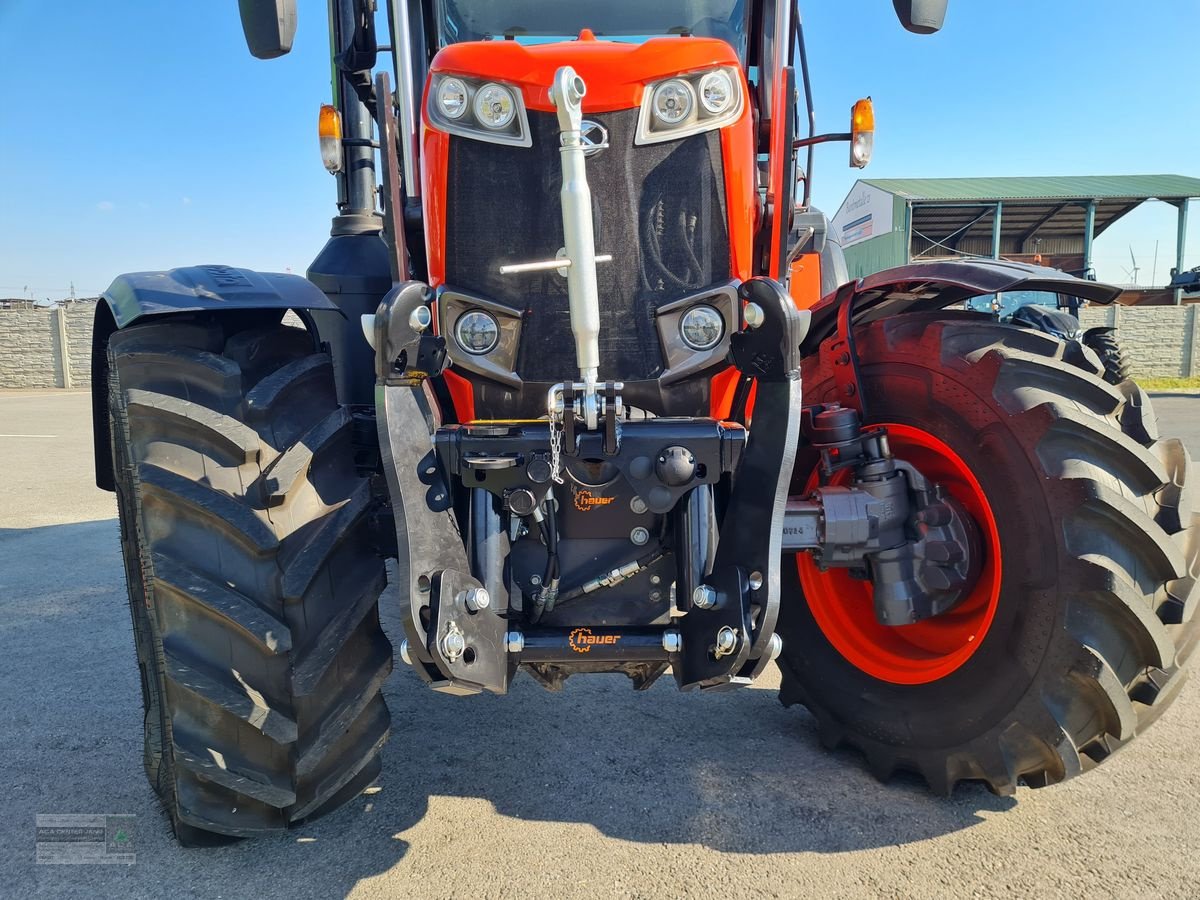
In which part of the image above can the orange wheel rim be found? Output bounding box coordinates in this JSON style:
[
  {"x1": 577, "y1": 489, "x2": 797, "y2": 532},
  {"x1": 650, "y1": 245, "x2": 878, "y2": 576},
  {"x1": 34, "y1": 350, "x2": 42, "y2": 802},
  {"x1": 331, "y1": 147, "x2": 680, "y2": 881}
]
[{"x1": 796, "y1": 424, "x2": 1002, "y2": 685}]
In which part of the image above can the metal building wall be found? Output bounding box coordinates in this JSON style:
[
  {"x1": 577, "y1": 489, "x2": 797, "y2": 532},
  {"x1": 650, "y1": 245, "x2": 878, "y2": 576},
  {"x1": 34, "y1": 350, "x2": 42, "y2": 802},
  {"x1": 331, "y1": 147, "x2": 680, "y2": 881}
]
[
  {"x1": 841, "y1": 198, "x2": 910, "y2": 280},
  {"x1": 910, "y1": 236, "x2": 1085, "y2": 259}
]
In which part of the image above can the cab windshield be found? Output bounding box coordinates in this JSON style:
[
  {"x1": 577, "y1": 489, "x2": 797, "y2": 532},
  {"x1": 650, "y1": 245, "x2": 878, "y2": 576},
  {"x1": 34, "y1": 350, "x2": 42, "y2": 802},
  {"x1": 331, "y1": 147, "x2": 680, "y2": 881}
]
[
  {"x1": 965, "y1": 290, "x2": 1064, "y2": 316},
  {"x1": 434, "y1": 0, "x2": 752, "y2": 62}
]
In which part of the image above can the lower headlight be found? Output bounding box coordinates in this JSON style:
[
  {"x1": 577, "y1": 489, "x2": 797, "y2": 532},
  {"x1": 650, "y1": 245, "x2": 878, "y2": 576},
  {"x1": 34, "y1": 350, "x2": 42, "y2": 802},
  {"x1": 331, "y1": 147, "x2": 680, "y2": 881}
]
[
  {"x1": 455, "y1": 309, "x2": 500, "y2": 355},
  {"x1": 426, "y1": 73, "x2": 531, "y2": 147},
  {"x1": 679, "y1": 305, "x2": 724, "y2": 351}
]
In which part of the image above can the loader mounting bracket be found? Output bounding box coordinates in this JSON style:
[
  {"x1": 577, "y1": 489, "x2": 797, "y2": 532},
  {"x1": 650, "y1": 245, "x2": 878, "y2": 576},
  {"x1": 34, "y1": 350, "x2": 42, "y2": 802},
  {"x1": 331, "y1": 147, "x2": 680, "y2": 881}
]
[
  {"x1": 374, "y1": 281, "x2": 508, "y2": 694},
  {"x1": 675, "y1": 277, "x2": 805, "y2": 691}
]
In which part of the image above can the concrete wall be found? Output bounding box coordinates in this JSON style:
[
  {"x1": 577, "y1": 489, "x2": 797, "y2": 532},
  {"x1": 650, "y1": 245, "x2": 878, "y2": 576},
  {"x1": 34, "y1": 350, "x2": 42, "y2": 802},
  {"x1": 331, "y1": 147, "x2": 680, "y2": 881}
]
[
  {"x1": 1080, "y1": 304, "x2": 1200, "y2": 378},
  {"x1": 0, "y1": 301, "x2": 96, "y2": 389},
  {"x1": 65, "y1": 303, "x2": 95, "y2": 387},
  {"x1": 0, "y1": 299, "x2": 1196, "y2": 387}
]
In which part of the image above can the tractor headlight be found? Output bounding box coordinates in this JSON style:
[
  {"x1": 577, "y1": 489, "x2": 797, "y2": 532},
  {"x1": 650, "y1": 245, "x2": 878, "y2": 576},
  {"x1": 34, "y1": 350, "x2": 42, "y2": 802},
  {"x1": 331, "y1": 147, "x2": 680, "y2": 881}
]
[
  {"x1": 455, "y1": 309, "x2": 500, "y2": 355},
  {"x1": 636, "y1": 66, "x2": 744, "y2": 145},
  {"x1": 652, "y1": 80, "x2": 695, "y2": 126},
  {"x1": 473, "y1": 83, "x2": 517, "y2": 130},
  {"x1": 436, "y1": 77, "x2": 470, "y2": 120},
  {"x1": 426, "y1": 73, "x2": 531, "y2": 147},
  {"x1": 698, "y1": 70, "x2": 735, "y2": 115},
  {"x1": 679, "y1": 305, "x2": 725, "y2": 351}
]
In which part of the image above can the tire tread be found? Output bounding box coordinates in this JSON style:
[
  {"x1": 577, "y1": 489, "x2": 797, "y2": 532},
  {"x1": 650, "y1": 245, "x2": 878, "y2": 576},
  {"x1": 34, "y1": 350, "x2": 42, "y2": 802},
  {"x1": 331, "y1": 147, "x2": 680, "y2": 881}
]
[
  {"x1": 107, "y1": 319, "x2": 390, "y2": 845},
  {"x1": 779, "y1": 312, "x2": 1199, "y2": 796}
]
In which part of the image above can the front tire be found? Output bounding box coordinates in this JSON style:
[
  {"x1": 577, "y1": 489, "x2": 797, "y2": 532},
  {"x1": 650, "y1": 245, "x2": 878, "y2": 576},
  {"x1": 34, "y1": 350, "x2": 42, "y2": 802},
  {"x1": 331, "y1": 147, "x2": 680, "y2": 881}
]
[
  {"x1": 108, "y1": 316, "x2": 392, "y2": 844},
  {"x1": 1082, "y1": 326, "x2": 1133, "y2": 385},
  {"x1": 778, "y1": 313, "x2": 1198, "y2": 794}
]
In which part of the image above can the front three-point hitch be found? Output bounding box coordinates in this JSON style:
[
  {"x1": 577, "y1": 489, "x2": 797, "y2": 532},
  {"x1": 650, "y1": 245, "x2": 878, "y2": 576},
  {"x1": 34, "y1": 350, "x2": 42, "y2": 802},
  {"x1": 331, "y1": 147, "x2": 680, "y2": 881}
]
[
  {"x1": 371, "y1": 65, "x2": 982, "y2": 698},
  {"x1": 371, "y1": 274, "x2": 808, "y2": 696}
]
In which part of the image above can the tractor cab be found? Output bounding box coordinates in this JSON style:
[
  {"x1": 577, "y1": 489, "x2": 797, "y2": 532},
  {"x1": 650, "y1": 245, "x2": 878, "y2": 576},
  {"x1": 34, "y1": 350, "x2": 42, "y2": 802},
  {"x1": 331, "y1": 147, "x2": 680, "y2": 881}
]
[
  {"x1": 433, "y1": 1, "x2": 754, "y2": 57},
  {"x1": 965, "y1": 289, "x2": 1084, "y2": 335},
  {"x1": 963, "y1": 286, "x2": 1134, "y2": 383}
]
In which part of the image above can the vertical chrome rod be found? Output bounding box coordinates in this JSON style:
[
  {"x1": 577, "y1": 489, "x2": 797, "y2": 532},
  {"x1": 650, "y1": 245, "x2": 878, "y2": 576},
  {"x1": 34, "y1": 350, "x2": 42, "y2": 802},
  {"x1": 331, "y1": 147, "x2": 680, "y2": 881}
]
[{"x1": 549, "y1": 67, "x2": 601, "y2": 388}]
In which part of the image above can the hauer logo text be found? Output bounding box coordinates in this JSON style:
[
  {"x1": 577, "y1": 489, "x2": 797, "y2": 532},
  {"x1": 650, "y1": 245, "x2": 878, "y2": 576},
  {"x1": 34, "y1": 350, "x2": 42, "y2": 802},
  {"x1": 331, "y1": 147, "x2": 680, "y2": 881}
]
[
  {"x1": 573, "y1": 487, "x2": 615, "y2": 512},
  {"x1": 568, "y1": 628, "x2": 621, "y2": 653}
]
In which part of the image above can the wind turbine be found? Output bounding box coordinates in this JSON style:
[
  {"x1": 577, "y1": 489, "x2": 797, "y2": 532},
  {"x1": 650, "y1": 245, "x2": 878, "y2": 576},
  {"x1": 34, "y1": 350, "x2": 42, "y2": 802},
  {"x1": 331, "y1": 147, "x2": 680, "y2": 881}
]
[{"x1": 1123, "y1": 246, "x2": 1141, "y2": 286}]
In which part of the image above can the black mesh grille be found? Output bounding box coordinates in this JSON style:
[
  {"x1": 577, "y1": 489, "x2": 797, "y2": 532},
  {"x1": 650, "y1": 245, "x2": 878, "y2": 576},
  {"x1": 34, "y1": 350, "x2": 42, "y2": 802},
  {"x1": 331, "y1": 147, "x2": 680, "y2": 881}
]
[{"x1": 445, "y1": 109, "x2": 729, "y2": 383}]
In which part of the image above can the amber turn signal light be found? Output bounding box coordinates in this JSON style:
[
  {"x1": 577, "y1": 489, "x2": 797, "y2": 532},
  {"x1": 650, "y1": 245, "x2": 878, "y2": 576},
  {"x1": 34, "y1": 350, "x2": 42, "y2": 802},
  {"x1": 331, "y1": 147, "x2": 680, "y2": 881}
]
[
  {"x1": 850, "y1": 97, "x2": 874, "y2": 169},
  {"x1": 319, "y1": 104, "x2": 343, "y2": 174}
]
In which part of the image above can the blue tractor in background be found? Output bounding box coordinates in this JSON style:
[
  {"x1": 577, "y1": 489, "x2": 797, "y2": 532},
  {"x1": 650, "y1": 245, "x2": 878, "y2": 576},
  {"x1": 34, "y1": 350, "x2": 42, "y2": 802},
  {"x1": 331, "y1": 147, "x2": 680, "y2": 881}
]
[{"x1": 965, "y1": 289, "x2": 1132, "y2": 384}]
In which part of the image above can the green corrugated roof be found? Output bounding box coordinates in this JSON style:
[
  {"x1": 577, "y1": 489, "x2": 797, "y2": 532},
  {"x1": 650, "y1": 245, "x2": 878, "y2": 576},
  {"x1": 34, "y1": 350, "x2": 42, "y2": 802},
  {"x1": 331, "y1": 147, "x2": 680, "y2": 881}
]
[{"x1": 862, "y1": 175, "x2": 1200, "y2": 202}]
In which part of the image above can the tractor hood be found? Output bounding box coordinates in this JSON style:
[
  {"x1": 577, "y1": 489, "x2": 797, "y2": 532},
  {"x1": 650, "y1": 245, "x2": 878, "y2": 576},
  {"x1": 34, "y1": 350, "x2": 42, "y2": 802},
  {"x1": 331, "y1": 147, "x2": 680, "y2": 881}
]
[
  {"x1": 428, "y1": 34, "x2": 741, "y2": 113},
  {"x1": 802, "y1": 259, "x2": 1122, "y2": 353}
]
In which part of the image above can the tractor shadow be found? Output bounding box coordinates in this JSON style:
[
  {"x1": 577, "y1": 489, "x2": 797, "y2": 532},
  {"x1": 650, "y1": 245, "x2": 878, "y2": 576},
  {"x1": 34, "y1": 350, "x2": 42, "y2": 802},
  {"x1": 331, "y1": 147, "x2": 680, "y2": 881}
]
[
  {"x1": 0, "y1": 521, "x2": 407, "y2": 900},
  {"x1": 368, "y1": 583, "x2": 1015, "y2": 855},
  {"x1": 1, "y1": 520, "x2": 1011, "y2": 899}
]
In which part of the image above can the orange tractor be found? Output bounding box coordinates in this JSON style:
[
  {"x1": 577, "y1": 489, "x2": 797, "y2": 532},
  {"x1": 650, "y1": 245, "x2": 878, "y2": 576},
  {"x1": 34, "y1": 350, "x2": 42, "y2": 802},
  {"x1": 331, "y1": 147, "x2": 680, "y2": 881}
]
[{"x1": 90, "y1": 0, "x2": 1198, "y2": 843}]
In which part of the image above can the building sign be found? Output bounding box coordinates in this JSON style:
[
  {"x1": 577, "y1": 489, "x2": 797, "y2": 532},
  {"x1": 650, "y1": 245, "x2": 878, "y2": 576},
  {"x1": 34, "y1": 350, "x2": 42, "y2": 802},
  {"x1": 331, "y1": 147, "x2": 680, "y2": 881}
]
[{"x1": 832, "y1": 182, "x2": 895, "y2": 249}]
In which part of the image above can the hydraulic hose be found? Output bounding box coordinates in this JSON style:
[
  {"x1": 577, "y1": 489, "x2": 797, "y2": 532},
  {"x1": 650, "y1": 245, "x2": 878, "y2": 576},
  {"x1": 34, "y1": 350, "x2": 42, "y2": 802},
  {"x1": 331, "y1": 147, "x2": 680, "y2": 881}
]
[
  {"x1": 553, "y1": 550, "x2": 665, "y2": 609},
  {"x1": 528, "y1": 508, "x2": 560, "y2": 624}
]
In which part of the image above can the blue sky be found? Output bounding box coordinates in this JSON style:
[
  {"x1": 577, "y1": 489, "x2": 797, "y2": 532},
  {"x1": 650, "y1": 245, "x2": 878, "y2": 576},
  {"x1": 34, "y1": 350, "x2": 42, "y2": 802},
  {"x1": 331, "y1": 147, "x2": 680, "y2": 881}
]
[{"x1": 0, "y1": 0, "x2": 1197, "y2": 300}]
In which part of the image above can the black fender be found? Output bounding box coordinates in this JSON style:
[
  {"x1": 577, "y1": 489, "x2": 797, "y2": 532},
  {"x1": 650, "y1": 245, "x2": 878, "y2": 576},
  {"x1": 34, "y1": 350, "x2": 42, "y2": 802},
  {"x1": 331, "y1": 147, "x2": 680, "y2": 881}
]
[
  {"x1": 800, "y1": 259, "x2": 1120, "y2": 356},
  {"x1": 91, "y1": 265, "x2": 341, "y2": 490}
]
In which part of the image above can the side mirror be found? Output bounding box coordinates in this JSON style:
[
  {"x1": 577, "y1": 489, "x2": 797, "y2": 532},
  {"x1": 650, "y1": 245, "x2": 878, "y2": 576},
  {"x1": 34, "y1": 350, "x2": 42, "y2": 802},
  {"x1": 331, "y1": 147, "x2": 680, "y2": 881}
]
[
  {"x1": 892, "y1": 0, "x2": 948, "y2": 34},
  {"x1": 238, "y1": 0, "x2": 298, "y2": 59}
]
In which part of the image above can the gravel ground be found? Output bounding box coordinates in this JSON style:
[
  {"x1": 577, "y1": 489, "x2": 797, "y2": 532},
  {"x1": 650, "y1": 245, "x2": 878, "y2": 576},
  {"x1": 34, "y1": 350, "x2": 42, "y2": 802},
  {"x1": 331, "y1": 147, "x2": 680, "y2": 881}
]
[{"x1": 2, "y1": 390, "x2": 1198, "y2": 900}]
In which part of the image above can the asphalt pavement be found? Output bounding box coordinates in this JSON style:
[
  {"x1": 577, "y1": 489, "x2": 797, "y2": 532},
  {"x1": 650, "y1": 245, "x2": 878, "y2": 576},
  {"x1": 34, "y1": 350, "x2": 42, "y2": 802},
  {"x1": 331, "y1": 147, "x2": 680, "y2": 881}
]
[{"x1": 2, "y1": 390, "x2": 1198, "y2": 899}]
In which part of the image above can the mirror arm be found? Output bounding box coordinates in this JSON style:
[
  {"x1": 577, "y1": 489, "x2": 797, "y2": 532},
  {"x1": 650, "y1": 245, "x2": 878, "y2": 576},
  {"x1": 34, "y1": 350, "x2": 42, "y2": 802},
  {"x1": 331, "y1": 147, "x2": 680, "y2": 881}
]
[{"x1": 793, "y1": 132, "x2": 852, "y2": 149}]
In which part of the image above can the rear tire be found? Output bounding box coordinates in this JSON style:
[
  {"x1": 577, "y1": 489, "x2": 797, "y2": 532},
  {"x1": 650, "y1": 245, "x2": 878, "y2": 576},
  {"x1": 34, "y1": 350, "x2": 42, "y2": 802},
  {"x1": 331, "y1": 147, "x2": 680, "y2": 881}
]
[
  {"x1": 778, "y1": 313, "x2": 1198, "y2": 795},
  {"x1": 108, "y1": 316, "x2": 391, "y2": 844},
  {"x1": 1082, "y1": 326, "x2": 1133, "y2": 385}
]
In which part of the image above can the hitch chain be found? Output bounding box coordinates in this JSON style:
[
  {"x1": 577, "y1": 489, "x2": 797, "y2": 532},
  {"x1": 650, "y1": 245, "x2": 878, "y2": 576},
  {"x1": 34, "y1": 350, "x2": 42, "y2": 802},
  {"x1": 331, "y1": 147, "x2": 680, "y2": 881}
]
[{"x1": 549, "y1": 417, "x2": 565, "y2": 485}]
